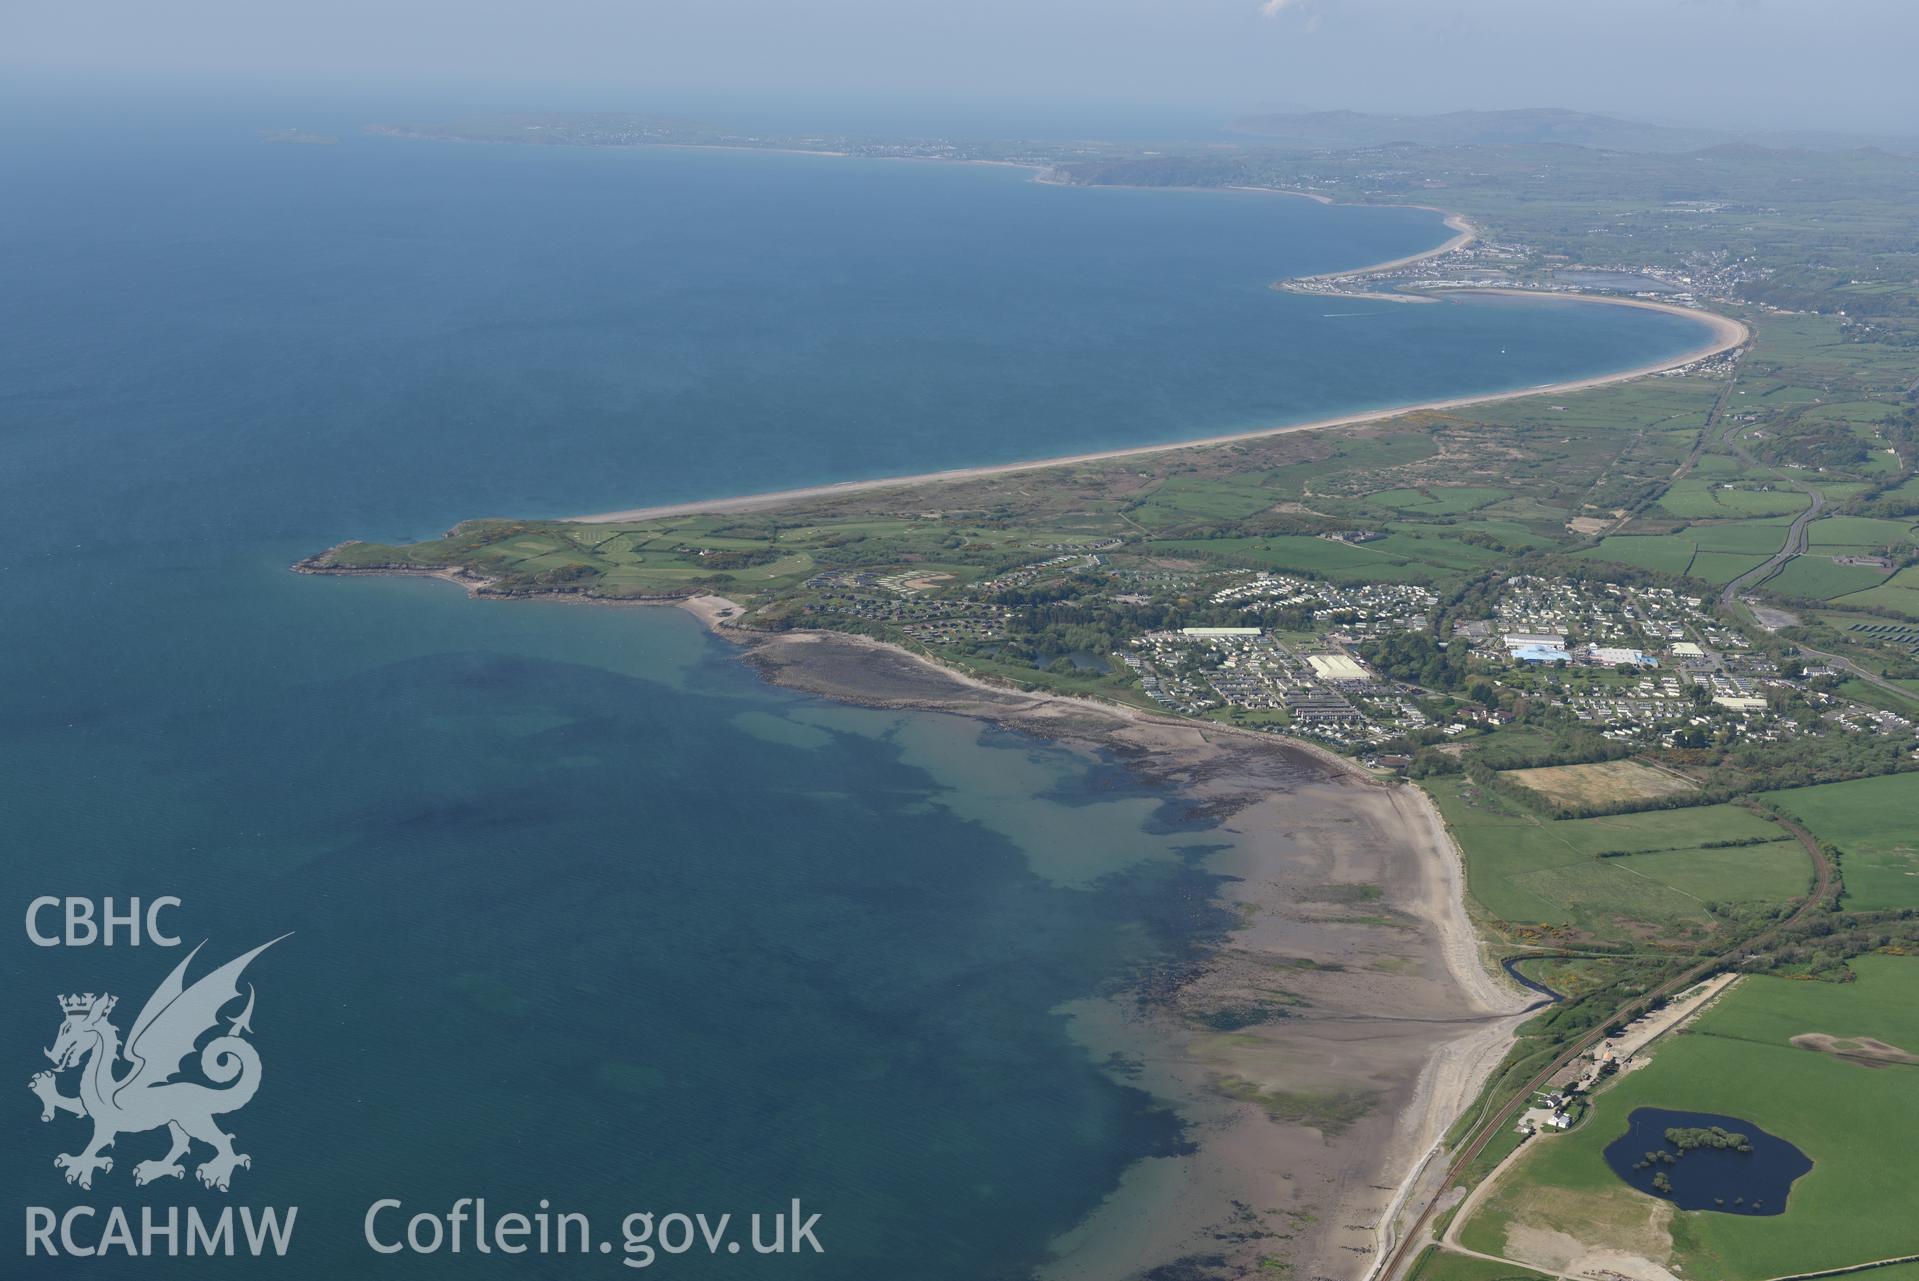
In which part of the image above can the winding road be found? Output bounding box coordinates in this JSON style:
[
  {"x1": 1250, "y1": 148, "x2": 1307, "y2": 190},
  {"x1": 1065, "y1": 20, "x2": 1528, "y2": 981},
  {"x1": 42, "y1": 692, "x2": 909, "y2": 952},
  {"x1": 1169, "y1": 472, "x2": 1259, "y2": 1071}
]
[
  {"x1": 1720, "y1": 481, "x2": 1825, "y2": 606},
  {"x1": 1705, "y1": 366, "x2": 1919, "y2": 711},
  {"x1": 1712, "y1": 466, "x2": 1919, "y2": 710}
]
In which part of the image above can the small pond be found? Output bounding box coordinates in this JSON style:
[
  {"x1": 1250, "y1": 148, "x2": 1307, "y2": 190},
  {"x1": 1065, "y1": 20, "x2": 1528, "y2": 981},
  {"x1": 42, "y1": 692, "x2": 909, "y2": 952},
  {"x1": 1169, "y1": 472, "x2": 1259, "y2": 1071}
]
[{"x1": 1602, "y1": 1107, "x2": 1812, "y2": 1215}]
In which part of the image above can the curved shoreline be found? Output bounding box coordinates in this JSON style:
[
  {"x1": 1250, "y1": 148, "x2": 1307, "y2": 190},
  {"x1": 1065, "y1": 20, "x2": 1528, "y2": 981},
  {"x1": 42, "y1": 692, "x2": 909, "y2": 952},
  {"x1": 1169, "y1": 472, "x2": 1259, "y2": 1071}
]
[
  {"x1": 303, "y1": 177, "x2": 1739, "y2": 1276},
  {"x1": 297, "y1": 555, "x2": 1536, "y2": 1277},
  {"x1": 1292, "y1": 207, "x2": 1478, "y2": 281},
  {"x1": 573, "y1": 289, "x2": 1746, "y2": 524},
  {"x1": 733, "y1": 625, "x2": 1530, "y2": 1281}
]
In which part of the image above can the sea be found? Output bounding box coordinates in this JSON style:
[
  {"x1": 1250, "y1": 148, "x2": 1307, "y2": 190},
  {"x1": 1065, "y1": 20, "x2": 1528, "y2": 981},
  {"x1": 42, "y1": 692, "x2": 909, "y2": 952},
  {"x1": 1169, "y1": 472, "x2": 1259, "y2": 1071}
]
[{"x1": 0, "y1": 90, "x2": 1716, "y2": 1277}]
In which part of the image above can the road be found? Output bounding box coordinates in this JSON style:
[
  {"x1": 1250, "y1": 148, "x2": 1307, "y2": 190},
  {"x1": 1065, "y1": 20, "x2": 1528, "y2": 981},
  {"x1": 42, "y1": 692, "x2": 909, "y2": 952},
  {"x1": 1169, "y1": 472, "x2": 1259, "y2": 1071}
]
[
  {"x1": 1720, "y1": 480, "x2": 1825, "y2": 606},
  {"x1": 1794, "y1": 638, "x2": 1919, "y2": 709},
  {"x1": 1712, "y1": 469, "x2": 1919, "y2": 710},
  {"x1": 1435, "y1": 974, "x2": 1739, "y2": 1276},
  {"x1": 1598, "y1": 350, "x2": 1747, "y2": 537},
  {"x1": 1707, "y1": 372, "x2": 1919, "y2": 711},
  {"x1": 1709, "y1": 341, "x2": 1822, "y2": 609},
  {"x1": 1673, "y1": 353, "x2": 1749, "y2": 487},
  {"x1": 1374, "y1": 815, "x2": 1832, "y2": 1281},
  {"x1": 1723, "y1": 500, "x2": 1919, "y2": 710}
]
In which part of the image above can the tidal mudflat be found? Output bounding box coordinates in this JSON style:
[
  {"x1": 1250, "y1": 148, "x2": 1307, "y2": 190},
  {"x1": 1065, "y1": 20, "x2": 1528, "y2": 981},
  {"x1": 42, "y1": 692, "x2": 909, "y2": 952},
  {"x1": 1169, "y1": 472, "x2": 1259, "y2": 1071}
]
[{"x1": 745, "y1": 629, "x2": 1528, "y2": 1278}]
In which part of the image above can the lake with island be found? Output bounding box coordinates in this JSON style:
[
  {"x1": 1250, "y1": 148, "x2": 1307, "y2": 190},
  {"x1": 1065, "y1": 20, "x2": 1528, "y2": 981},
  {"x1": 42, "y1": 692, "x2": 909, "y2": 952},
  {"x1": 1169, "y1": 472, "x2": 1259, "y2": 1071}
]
[
  {"x1": 1, "y1": 94, "x2": 1724, "y2": 1277},
  {"x1": 1603, "y1": 1107, "x2": 1813, "y2": 1214}
]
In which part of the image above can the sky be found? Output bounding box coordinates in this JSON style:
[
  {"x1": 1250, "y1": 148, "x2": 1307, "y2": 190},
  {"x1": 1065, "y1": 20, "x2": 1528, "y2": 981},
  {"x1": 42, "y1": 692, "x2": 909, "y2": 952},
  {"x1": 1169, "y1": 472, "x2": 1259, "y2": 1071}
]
[{"x1": 5, "y1": 0, "x2": 1917, "y2": 137}]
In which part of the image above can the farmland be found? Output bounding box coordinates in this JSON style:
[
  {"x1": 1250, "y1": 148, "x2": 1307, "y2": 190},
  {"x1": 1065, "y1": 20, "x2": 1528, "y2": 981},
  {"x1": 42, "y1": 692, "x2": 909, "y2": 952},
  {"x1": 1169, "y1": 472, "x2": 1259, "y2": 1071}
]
[
  {"x1": 1503, "y1": 760, "x2": 1696, "y2": 810},
  {"x1": 1423, "y1": 780, "x2": 1810, "y2": 943},
  {"x1": 1761, "y1": 773, "x2": 1919, "y2": 911},
  {"x1": 293, "y1": 132, "x2": 1919, "y2": 1281},
  {"x1": 1454, "y1": 959, "x2": 1919, "y2": 1280}
]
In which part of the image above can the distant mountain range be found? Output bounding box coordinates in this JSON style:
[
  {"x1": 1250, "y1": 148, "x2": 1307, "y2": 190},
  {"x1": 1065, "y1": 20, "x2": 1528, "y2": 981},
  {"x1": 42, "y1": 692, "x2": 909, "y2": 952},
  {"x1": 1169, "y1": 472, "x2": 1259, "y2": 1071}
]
[{"x1": 1228, "y1": 108, "x2": 1915, "y2": 155}]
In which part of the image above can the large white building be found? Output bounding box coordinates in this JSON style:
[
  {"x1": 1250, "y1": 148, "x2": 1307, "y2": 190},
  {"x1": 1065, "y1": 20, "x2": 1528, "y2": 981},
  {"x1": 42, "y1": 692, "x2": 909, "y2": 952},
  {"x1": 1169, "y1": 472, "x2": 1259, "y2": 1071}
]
[{"x1": 1307, "y1": 654, "x2": 1371, "y2": 682}]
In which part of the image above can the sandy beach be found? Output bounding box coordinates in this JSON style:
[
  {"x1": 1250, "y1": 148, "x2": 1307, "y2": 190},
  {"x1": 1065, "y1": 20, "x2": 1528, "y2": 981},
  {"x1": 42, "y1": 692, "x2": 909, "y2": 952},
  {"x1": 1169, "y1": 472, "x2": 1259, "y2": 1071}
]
[
  {"x1": 573, "y1": 292, "x2": 1745, "y2": 525},
  {"x1": 1290, "y1": 208, "x2": 1478, "y2": 282},
  {"x1": 293, "y1": 562, "x2": 1534, "y2": 1279},
  {"x1": 292, "y1": 181, "x2": 1736, "y2": 1275},
  {"x1": 735, "y1": 628, "x2": 1530, "y2": 1281}
]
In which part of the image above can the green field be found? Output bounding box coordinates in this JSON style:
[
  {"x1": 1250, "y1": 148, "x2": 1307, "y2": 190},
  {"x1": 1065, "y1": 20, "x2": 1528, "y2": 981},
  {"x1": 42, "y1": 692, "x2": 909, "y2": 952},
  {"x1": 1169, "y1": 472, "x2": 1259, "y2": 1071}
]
[
  {"x1": 1761, "y1": 773, "x2": 1919, "y2": 910},
  {"x1": 1688, "y1": 518, "x2": 1796, "y2": 555},
  {"x1": 1575, "y1": 535, "x2": 1697, "y2": 576},
  {"x1": 1685, "y1": 551, "x2": 1772, "y2": 588},
  {"x1": 1426, "y1": 780, "x2": 1808, "y2": 940},
  {"x1": 1834, "y1": 565, "x2": 1919, "y2": 621},
  {"x1": 1655, "y1": 479, "x2": 1806, "y2": 520},
  {"x1": 1574, "y1": 513, "x2": 1799, "y2": 587},
  {"x1": 1367, "y1": 531, "x2": 1508, "y2": 570},
  {"x1": 1141, "y1": 535, "x2": 1446, "y2": 583},
  {"x1": 1369, "y1": 485, "x2": 1508, "y2": 515},
  {"x1": 1408, "y1": 1247, "x2": 1553, "y2": 1281},
  {"x1": 1127, "y1": 475, "x2": 1280, "y2": 526},
  {"x1": 1459, "y1": 958, "x2": 1919, "y2": 1280},
  {"x1": 1805, "y1": 516, "x2": 1918, "y2": 550},
  {"x1": 1764, "y1": 556, "x2": 1892, "y2": 600}
]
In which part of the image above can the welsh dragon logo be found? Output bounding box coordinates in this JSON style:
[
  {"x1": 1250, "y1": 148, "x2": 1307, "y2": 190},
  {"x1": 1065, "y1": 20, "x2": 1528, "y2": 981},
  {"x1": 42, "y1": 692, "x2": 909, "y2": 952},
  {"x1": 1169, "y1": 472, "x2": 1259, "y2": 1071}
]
[{"x1": 29, "y1": 937, "x2": 287, "y2": 1192}]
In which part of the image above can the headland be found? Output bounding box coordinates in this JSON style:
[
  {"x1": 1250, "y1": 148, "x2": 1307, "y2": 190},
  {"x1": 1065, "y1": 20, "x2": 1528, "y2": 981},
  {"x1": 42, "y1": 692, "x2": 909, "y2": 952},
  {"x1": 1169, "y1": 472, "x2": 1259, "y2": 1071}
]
[{"x1": 292, "y1": 180, "x2": 1743, "y2": 1279}]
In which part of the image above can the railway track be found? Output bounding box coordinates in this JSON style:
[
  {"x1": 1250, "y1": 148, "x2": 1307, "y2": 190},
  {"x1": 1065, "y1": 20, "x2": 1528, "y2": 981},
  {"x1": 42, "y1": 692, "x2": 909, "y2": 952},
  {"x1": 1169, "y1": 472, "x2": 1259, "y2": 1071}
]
[{"x1": 1373, "y1": 813, "x2": 1832, "y2": 1280}]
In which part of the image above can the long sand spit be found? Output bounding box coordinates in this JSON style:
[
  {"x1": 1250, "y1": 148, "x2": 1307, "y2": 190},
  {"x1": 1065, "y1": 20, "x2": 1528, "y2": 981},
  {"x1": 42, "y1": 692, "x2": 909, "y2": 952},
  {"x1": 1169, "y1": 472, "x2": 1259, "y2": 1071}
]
[
  {"x1": 305, "y1": 186, "x2": 1733, "y2": 1276},
  {"x1": 573, "y1": 291, "x2": 1745, "y2": 525},
  {"x1": 299, "y1": 270, "x2": 1728, "y2": 1279}
]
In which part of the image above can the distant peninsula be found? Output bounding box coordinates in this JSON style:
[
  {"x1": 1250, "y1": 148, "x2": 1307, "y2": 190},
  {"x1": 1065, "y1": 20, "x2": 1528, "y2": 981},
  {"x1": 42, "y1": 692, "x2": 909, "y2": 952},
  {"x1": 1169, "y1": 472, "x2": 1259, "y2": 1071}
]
[
  {"x1": 365, "y1": 112, "x2": 1124, "y2": 169},
  {"x1": 305, "y1": 113, "x2": 1919, "y2": 1281},
  {"x1": 259, "y1": 128, "x2": 337, "y2": 146}
]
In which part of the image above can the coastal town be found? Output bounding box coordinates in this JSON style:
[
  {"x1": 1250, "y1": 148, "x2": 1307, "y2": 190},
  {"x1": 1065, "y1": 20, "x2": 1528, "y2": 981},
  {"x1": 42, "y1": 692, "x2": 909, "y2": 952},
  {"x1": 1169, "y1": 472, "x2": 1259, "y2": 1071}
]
[
  {"x1": 1281, "y1": 229, "x2": 1762, "y2": 319},
  {"x1": 292, "y1": 98, "x2": 1919, "y2": 1281},
  {"x1": 17, "y1": 0, "x2": 1919, "y2": 1269},
  {"x1": 783, "y1": 553, "x2": 1917, "y2": 766}
]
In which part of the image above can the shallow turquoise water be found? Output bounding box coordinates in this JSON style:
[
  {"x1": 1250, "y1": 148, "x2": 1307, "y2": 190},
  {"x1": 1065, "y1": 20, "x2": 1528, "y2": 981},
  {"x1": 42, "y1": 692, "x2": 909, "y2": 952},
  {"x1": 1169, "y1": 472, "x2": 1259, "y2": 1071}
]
[{"x1": 0, "y1": 100, "x2": 1714, "y2": 1276}]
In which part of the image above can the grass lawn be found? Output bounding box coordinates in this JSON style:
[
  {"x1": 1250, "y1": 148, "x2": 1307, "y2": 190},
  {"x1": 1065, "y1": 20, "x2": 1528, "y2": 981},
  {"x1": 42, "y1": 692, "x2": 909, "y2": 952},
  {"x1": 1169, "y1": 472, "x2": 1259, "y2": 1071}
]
[
  {"x1": 1458, "y1": 958, "x2": 1919, "y2": 1280},
  {"x1": 1760, "y1": 773, "x2": 1919, "y2": 910},
  {"x1": 1826, "y1": 1266, "x2": 1919, "y2": 1281}
]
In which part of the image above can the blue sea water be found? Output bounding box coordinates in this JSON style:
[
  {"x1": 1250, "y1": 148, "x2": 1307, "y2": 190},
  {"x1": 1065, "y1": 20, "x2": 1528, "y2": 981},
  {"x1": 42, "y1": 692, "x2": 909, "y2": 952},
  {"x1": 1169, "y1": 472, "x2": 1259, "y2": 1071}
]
[{"x1": 0, "y1": 97, "x2": 1718, "y2": 1277}]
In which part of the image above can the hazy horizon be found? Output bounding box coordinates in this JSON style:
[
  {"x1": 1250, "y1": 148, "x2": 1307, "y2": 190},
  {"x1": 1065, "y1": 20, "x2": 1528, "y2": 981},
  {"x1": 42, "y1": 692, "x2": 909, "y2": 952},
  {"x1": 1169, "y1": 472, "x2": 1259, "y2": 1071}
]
[{"x1": 6, "y1": 0, "x2": 1917, "y2": 141}]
